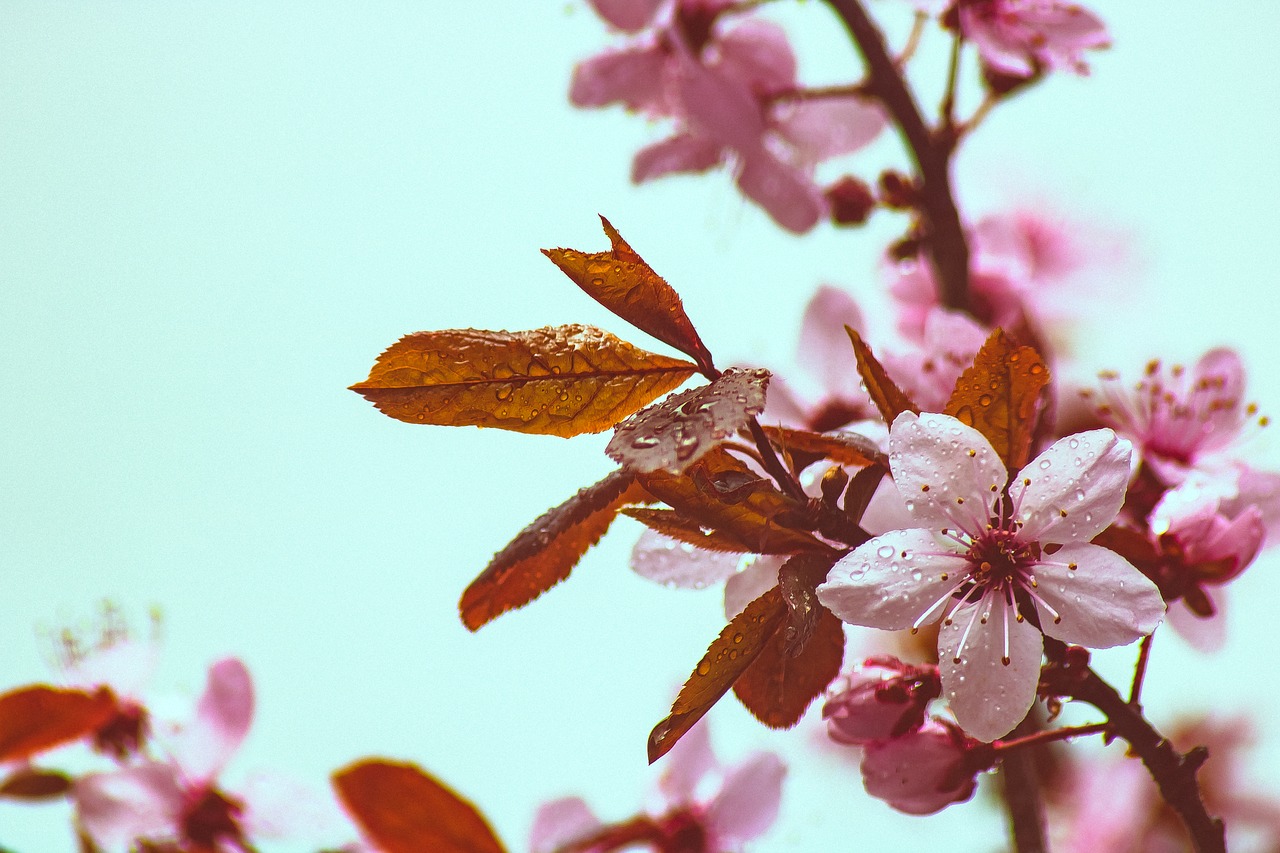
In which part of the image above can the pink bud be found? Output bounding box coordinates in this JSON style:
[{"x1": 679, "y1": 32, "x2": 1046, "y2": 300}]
[
  {"x1": 860, "y1": 721, "x2": 983, "y2": 815},
  {"x1": 823, "y1": 657, "x2": 938, "y2": 746}
]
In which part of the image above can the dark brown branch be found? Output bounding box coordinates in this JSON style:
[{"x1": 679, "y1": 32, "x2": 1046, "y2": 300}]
[
  {"x1": 822, "y1": 0, "x2": 971, "y2": 312},
  {"x1": 997, "y1": 715, "x2": 1050, "y2": 853}
]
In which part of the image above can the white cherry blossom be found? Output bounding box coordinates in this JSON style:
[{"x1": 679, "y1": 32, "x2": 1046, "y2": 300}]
[{"x1": 817, "y1": 412, "x2": 1166, "y2": 741}]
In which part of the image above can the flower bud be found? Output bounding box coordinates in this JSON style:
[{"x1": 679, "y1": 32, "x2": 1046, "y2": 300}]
[
  {"x1": 822, "y1": 657, "x2": 939, "y2": 745},
  {"x1": 860, "y1": 720, "x2": 984, "y2": 815}
]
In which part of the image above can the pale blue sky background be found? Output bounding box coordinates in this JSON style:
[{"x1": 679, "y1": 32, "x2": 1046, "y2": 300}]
[{"x1": 2, "y1": 2, "x2": 1279, "y2": 850}]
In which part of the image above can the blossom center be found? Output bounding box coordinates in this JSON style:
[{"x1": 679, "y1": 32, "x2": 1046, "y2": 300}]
[{"x1": 965, "y1": 527, "x2": 1037, "y2": 590}]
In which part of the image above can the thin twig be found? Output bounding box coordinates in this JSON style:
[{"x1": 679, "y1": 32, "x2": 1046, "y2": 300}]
[
  {"x1": 1129, "y1": 633, "x2": 1154, "y2": 706},
  {"x1": 939, "y1": 30, "x2": 963, "y2": 128},
  {"x1": 995, "y1": 722, "x2": 1110, "y2": 753},
  {"x1": 897, "y1": 12, "x2": 927, "y2": 65},
  {"x1": 746, "y1": 416, "x2": 808, "y2": 502}
]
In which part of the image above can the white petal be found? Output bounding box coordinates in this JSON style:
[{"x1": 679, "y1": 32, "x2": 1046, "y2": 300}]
[
  {"x1": 817, "y1": 529, "x2": 970, "y2": 630},
  {"x1": 1016, "y1": 429, "x2": 1131, "y2": 543},
  {"x1": 1034, "y1": 543, "x2": 1165, "y2": 648},
  {"x1": 939, "y1": 601, "x2": 1043, "y2": 742},
  {"x1": 888, "y1": 412, "x2": 1006, "y2": 534},
  {"x1": 74, "y1": 764, "x2": 184, "y2": 851},
  {"x1": 656, "y1": 718, "x2": 716, "y2": 806},
  {"x1": 723, "y1": 555, "x2": 784, "y2": 620},
  {"x1": 706, "y1": 751, "x2": 786, "y2": 844},
  {"x1": 630, "y1": 529, "x2": 743, "y2": 589}
]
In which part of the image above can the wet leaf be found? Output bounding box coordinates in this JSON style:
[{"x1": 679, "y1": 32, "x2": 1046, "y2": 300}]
[
  {"x1": 636, "y1": 448, "x2": 827, "y2": 555},
  {"x1": 606, "y1": 368, "x2": 770, "y2": 474},
  {"x1": 351, "y1": 324, "x2": 696, "y2": 438},
  {"x1": 847, "y1": 327, "x2": 919, "y2": 424},
  {"x1": 648, "y1": 587, "x2": 788, "y2": 763},
  {"x1": 333, "y1": 759, "x2": 506, "y2": 853},
  {"x1": 761, "y1": 425, "x2": 887, "y2": 468},
  {"x1": 460, "y1": 470, "x2": 652, "y2": 631},
  {"x1": 621, "y1": 507, "x2": 750, "y2": 553},
  {"x1": 843, "y1": 463, "x2": 888, "y2": 524},
  {"x1": 0, "y1": 686, "x2": 117, "y2": 763},
  {"x1": 944, "y1": 329, "x2": 1049, "y2": 470},
  {"x1": 733, "y1": 605, "x2": 844, "y2": 729},
  {"x1": 0, "y1": 767, "x2": 73, "y2": 800},
  {"x1": 544, "y1": 216, "x2": 715, "y2": 371}
]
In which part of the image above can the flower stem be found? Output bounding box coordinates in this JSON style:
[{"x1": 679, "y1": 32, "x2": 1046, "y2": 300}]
[
  {"x1": 822, "y1": 0, "x2": 972, "y2": 312},
  {"x1": 1129, "y1": 633, "x2": 1153, "y2": 705},
  {"x1": 995, "y1": 722, "x2": 1109, "y2": 753}
]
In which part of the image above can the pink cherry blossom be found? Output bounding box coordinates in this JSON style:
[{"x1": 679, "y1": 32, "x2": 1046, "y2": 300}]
[
  {"x1": 817, "y1": 412, "x2": 1165, "y2": 741},
  {"x1": 823, "y1": 657, "x2": 940, "y2": 745},
  {"x1": 956, "y1": 0, "x2": 1109, "y2": 78},
  {"x1": 860, "y1": 719, "x2": 987, "y2": 815},
  {"x1": 880, "y1": 308, "x2": 988, "y2": 412}
]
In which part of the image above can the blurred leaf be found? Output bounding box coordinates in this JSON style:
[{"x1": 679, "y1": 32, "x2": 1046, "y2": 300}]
[
  {"x1": 333, "y1": 759, "x2": 506, "y2": 853},
  {"x1": 621, "y1": 507, "x2": 749, "y2": 553},
  {"x1": 351, "y1": 324, "x2": 696, "y2": 438},
  {"x1": 636, "y1": 448, "x2": 827, "y2": 555},
  {"x1": 944, "y1": 329, "x2": 1049, "y2": 470},
  {"x1": 0, "y1": 686, "x2": 116, "y2": 763},
  {"x1": 846, "y1": 327, "x2": 919, "y2": 424},
  {"x1": 733, "y1": 554, "x2": 845, "y2": 727},
  {"x1": 648, "y1": 588, "x2": 788, "y2": 763},
  {"x1": 606, "y1": 368, "x2": 770, "y2": 474},
  {"x1": 0, "y1": 767, "x2": 73, "y2": 800},
  {"x1": 460, "y1": 470, "x2": 652, "y2": 631},
  {"x1": 544, "y1": 216, "x2": 715, "y2": 370},
  {"x1": 761, "y1": 425, "x2": 886, "y2": 468}
]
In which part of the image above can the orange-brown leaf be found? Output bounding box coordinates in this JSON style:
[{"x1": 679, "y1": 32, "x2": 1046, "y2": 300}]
[
  {"x1": 607, "y1": 368, "x2": 770, "y2": 473},
  {"x1": 733, "y1": 606, "x2": 844, "y2": 729},
  {"x1": 636, "y1": 448, "x2": 827, "y2": 555},
  {"x1": 944, "y1": 329, "x2": 1050, "y2": 470},
  {"x1": 544, "y1": 216, "x2": 715, "y2": 370},
  {"x1": 460, "y1": 470, "x2": 652, "y2": 631},
  {"x1": 847, "y1": 327, "x2": 919, "y2": 424},
  {"x1": 0, "y1": 686, "x2": 117, "y2": 763},
  {"x1": 621, "y1": 507, "x2": 749, "y2": 553},
  {"x1": 648, "y1": 587, "x2": 788, "y2": 763},
  {"x1": 761, "y1": 425, "x2": 887, "y2": 468},
  {"x1": 0, "y1": 767, "x2": 73, "y2": 800},
  {"x1": 333, "y1": 759, "x2": 506, "y2": 853},
  {"x1": 351, "y1": 324, "x2": 696, "y2": 438}
]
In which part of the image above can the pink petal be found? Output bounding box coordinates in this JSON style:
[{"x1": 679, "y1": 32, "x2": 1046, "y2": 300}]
[
  {"x1": 631, "y1": 132, "x2": 723, "y2": 182},
  {"x1": 171, "y1": 657, "x2": 254, "y2": 785},
  {"x1": 734, "y1": 149, "x2": 824, "y2": 233},
  {"x1": 757, "y1": 372, "x2": 809, "y2": 428},
  {"x1": 711, "y1": 19, "x2": 796, "y2": 96},
  {"x1": 657, "y1": 718, "x2": 717, "y2": 806},
  {"x1": 772, "y1": 97, "x2": 887, "y2": 163},
  {"x1": 888, "y1": 412, "x2": 1006, "y2": 534},
  {"x1": 587, "y1": 0, "x2": 665, "y2": 32},
  {"x1": 239, "y1": 771, "x2": 350, "y2": 843},
  {"x1": 570, "y1": 45, "x2": 671, "y2": 113},
  {"x1": 673, "y1": 57, "x2": 765, "y2": 152},
  {"x1": 705, "y1": 751, "x2": 786, "y2": 843},
  {"x1": 859, "y1": 473, "x2": 918, "y2": 536},
  {"x1": 939, "y1": 602, "x2": 1042, "y2": 742},
  {"x1": 528, "y1": 796, "x2": 604, "y2": 853},
  {"x1": 797, "y1": 286, "x2": 865, "y2": 400},
  {"x1": 723, "y1": 555, "x2": 783, "y2": 619},
  {"x1": 1015, "y1": 429, "x2": 1131, "y2": 543},
  {"x1": 1199, "y1": 506, "x2": 1264, "y2": 577},
  {"x1": 1034, "y1": 543, "x2": 1165, "y2": 648},
  {"x1": 1166, "y1": 596, "x2": 1227, "y2": 653},
  {"x1": 860, "y1": 721, "x2": 976, "y2": 815},
  {"x1": 630, "y1": 529, "x2": 743, "y2": 588},
  {"x1": 74, "y1": 763, "x2": 184, "y2": 850},
  {"x1": 818, "y1": 529, "x2": 970, "y2": 631}
]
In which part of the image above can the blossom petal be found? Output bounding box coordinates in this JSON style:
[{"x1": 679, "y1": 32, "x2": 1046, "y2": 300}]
[
  {"x1": 706, "y1": 751, "x2": 786, "y2": 844},
  {"x1": 630, "y1": 529, "x2": 743, "y2": 588},
  {"x1": 888, "y1": 412, "x2": 1005, "y2": 533},
  {"x1": 631, "y1": 133, "x2": 723, "y2": 182},
  {"x1": 734, "y1": 149, "x2": 823, "y2": 234},
  {"x1": 587, "y1": 0, "x2": 664, "y2": 33},
  {"x1": 528, "y1": 796, "x2": 603, "y2": 853},
  {"x1": 74, "y1": 763, "x2": 184, "y2": 851},
  {"x1": 169, "y1": 657, "x2": 254, "y2": 784},
  {"x1": 723, "y1": 555, "x2": 783, "y2": 620},
  {"x1": 570, "y1": 46, "x2": 670, "y2": 113},
  {"x1": 1166, "y1": 596, "x2": 1227, "y2": 653},
  {"x1": 817, "y1": 529, "x2": 970, "y2": 630},
  {"x1": 674, "y1": 58, "x2": 764, "y2": 152},
  {"x1": 657, "y1": 717, "x2": 716, "y2": 805},
  {"x1": 1016, "y1": 429, "x2": 1131, "y2": 543},
  {"x1": 860, "y1": 721, "x2": 976, "y2": 815},
  {"x1": 772, "y1": 97, "x2": 886, "y2": 163},
  {"x1": 797, "y1": 286, "x2": 865, "y2": 401},
  {"x1": 939, "y1": 602, "x2": 1042, "y2": 742},
  {"x1": 713, "y1": 19, "x2": 796, "y2": 96},
  {"x1": 1034, "y1": 543, "x2": 1164, "y2": 648}
]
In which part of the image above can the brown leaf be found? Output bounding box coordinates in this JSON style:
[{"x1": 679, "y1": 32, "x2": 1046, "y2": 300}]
[
  {"x1": 620, "y1": 507, "x2": 749, "y2": 553},
  {"x1": 544, "y1": 217, "x2": 715, "y2": 371},
  {"x1": 733, "y1": 606, "x2": 844, "y2": 729},
  {"x1": 761, "y1": 425, "x2": 887, "y2": 468},
  {"x1": 0, "y1": 767, "x2": 73, "y2": 800},
  {"x1": 606, "y1": 368, "x2": 770, "y2": 474},
  {"x1": 333, "y1": 759, "x2": 506, "y2": 853},
  {"x1": 351, "y1": 324, "x2": 696, "y2": 438},
  {"x1": 846, "y1": 327, "x2": 919, "y2": 424},
  {"x1": 648, "y1": 587, "x2": 788, "y2": 763},
  {"x1": 0, "y1": 686, "x2": 117, "y2": 763},
  {"x1": 944, "y1": 329, "x2": 1049, "y2": 470},
  {"x1": 459, "y1": 470, "x2": 652, "y2": 631},
  {"x1": 636, "y1": 448, "x2": 827, "y2": 555}
]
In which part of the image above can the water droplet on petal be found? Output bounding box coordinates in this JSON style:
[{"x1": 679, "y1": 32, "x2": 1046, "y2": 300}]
[{"x1": 876, "y1": 545, "x2": 895, "y2": 559}]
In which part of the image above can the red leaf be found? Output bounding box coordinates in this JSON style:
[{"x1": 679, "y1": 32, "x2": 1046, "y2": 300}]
[
  {"x1": 459, "y1": 470, "x2": 652, "y2": 631},
  {"x1": 944, "y1": 329, "x2": 1049, "y2": 470},
  {"x1": 0, "y1": 686, "x2": 117, "y2": 763},
  {"x1": 606, "y1": 368, "x2": 770, "y2": 473},
  {"x1": 333, "y1": 759, "x2": 506, "y2": 853},
  {"x1": 847, "y1": 327, "x2": 919, "y2": 424},
  {"x1": 0, "y1": 767, "x2": 73, "y2": 800},
  {"x1": 544, "y1": 216, "x2": 715, "y2": 371},
  {"x1": 761, "y1": 425, "x2": 887, "y2": 468}
]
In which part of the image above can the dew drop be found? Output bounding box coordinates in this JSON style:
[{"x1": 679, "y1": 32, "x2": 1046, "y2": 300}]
[
  {"x1": 1039, "y1": 458, "x2": 1052, "y2": 470},
  {"x1": 876, "y1": 545, "x2": 895, "y2": 559},
  {"x1": 630, "y1": 435, "x2": 661, "y2": 449},
  {"x1": 696, "y1": 661, "x2": 711, "y2": 676},
  {"x1": 1074, "y1": 488, "x2": 1086, "y2": 502},
  {"x1": 732, "y1": 632, "x2": 744, "y2": 644},
  {"x1": 1068, "y1": 437, "x2": 1080, "y2": 449},
  {"x1": 911, "y1": 570, "x2": 923, "y2": 581},
  {"x1": 978, "y1": 394, "x2": 993, "y2": 407}
]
